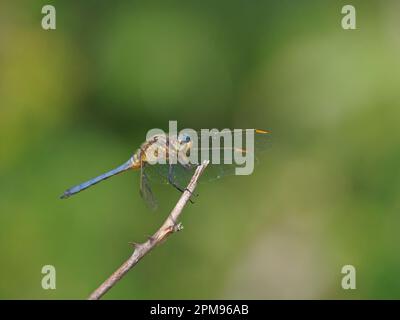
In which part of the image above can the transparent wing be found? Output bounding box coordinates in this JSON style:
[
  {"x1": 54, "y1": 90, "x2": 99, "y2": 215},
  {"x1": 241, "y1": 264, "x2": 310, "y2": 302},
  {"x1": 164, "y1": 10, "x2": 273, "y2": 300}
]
[
  {"x1": 184, "y1": 129, "x2": 272, "y2": 180},
  {"x1": 144, "y1": 129, "x2": 271, "y2": 184},
  {"x1": 144, "y1": 163, "x2": 196, "y2": 186},
  {"x1": 189, "y1": 129, "x2": 271, "y2": 161},
  {"x1": 139, "y1": 164, "x2": 158, "y2": 210}
]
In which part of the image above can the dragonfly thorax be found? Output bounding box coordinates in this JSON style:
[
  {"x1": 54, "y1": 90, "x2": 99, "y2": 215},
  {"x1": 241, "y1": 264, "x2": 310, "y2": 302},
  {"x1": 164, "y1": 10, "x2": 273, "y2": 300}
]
[{"x1": 133, "y1": 134, "x2": 192, "y2": 167}]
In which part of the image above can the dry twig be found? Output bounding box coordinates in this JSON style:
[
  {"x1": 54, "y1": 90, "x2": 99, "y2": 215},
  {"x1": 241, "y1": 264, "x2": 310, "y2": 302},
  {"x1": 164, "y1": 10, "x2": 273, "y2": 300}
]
[{"x1": 88, "y1": 160, "x2": 210, "y2": 300}]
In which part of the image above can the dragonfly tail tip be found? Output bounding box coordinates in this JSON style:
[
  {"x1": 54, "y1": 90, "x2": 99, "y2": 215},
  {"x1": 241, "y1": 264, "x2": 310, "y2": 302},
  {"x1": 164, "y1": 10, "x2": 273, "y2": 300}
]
[
  {"x1": 255, "y1": 128, "x2": 272, "y2": 134},
  {"x1": 60, "y1": 192, "x2": 70, "y2": 199}
]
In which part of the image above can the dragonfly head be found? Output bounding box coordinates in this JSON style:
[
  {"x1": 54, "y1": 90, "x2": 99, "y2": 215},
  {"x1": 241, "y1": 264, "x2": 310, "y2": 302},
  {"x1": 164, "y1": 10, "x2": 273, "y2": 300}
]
[
  {"x1": 178, "y1": 134, "x2": 191, "y2": 144},
  {"x1": 177, "y1": 133, "x2": 193, "y2": 154}
]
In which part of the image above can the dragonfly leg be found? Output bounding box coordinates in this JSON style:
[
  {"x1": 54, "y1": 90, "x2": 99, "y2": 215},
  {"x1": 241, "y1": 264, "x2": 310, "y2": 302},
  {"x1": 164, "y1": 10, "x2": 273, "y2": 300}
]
[
  {"x1": 182, "y1": 163, "x2": 199, "y2": 197},
  {"x1": 177, "y1": 162, "x2": 199, "y2": 197},
  {"x1": 181, "y1": 163, "x2": 200, "y2": 199},
  {"x1": 182, "y1": 162, "x2": 198, "y2": 171},
  {"x1": 168, "y1": 164, "x2": 196, "y2": 203}
]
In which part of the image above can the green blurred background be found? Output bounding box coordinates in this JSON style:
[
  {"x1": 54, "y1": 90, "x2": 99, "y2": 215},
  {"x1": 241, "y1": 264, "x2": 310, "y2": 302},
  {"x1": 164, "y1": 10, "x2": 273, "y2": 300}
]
[{"x1": 1, "y1": 0, "x2": 400, "y2": 299}]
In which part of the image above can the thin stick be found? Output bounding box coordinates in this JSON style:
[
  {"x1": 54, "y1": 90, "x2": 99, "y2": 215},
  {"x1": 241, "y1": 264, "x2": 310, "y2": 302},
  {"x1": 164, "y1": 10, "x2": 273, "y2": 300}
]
[{"x1": 88, "y1": 160, "x2": 210, "y2": 300}]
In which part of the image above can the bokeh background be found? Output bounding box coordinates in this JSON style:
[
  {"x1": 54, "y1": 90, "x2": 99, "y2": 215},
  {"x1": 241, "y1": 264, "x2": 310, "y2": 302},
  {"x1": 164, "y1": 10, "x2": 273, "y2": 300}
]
[{"x1": 1, "y1": 0, "x2": 400, "y2": 299}]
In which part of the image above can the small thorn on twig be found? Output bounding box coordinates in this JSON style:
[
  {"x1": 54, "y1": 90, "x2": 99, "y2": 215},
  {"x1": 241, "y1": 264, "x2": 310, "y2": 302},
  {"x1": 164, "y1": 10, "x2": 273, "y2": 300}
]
[
  {"x1": 174, "y1": 222, "x2": 184, "y2": 232},
  {"x1": 128, "y1": 242, "x2": 141, "y2": 249}
]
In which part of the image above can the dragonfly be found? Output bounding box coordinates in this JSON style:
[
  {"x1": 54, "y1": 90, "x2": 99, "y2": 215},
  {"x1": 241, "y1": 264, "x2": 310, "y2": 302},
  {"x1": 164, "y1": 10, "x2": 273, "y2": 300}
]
[{"x1": 60, "y1": 129, "x2": 271, "y2": 209}]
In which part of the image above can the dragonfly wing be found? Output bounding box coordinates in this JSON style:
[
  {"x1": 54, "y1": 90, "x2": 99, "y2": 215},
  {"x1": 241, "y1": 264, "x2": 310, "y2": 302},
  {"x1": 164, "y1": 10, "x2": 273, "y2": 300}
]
[
  {"x1": 191, "y1": 129, "x2": 271, "y2": 157},
  {"x1": 139, "y1": 165, "x2": 158, "y2": 210},
  {"x1": 143, "y1": 164, "x2": 170, "y2": 185},
  {"x1": 168, "y1": 163, "x2": 198, "y2": 186},
  {"x1": 144, "y1": 163, "x2": 198, "y2": 187},
  {"x1": 143, "y1": 129, "x2": 272, "y2": 184},
  {"x1": 187, "y1": 129, "x2": 272, "y2": 181}
]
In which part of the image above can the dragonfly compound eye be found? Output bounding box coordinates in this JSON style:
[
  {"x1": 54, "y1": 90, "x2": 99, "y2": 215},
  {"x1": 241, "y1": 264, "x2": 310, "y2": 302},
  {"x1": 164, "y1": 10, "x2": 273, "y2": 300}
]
[{"x1": 179, "y1": 134, "x2": 191, "y2": 144}]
